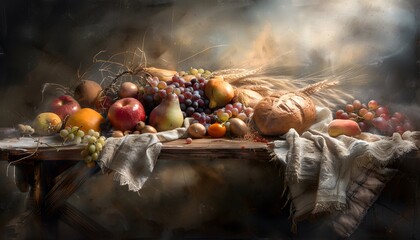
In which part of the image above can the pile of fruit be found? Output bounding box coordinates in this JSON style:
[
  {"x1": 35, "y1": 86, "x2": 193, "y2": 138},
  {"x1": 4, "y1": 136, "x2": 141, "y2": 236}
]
[
  {"x1": 18, "y1": 65, "x2": 418, "y2": 165},
  {"x1": 22, "y1": 67, "x2": 257, "y2": 165},
  {"x1": 330, "y1": 99, "x2": 415, "y2": 137}
]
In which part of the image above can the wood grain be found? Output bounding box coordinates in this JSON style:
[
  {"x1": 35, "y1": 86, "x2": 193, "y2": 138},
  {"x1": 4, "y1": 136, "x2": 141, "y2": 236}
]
[
  {"x1": 1, "y1": 138, "x2": 271, "y2": 162},
  {"x1": 2, "y1": 136, "x2": 418, "y2": 164}
]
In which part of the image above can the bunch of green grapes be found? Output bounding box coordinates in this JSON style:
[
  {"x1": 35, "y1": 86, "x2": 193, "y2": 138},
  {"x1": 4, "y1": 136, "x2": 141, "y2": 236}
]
[
  {"x1": 60, "y1": 126, "x2": 85, "y2": 144},
  {"x1": 60, "y1": 127, "x2": 106, "y2": 166},
  {"x1": 180, "y1": 67, "x2": 212, "y2": 79},
  {"x1": 80, "y1": 129, "x2": 106, "y2": 166}
]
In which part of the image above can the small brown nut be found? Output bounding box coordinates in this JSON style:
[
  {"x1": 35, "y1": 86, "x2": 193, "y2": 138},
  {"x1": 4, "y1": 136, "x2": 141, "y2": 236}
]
[
  {"x1": 141, "y1": 125, "x2": 157, "y2": 134},
  {"x1": 112, "y1": 130, "x2": 124, "y2": 138},
  {"x1": 124, "y1": 130, "x2": 132, "y2": 135},
  {"x1": 135, "y1": 121, "x2": 146, "y2": 131},
  {"x1": 132, "y1": 131, "x2": 141, "y2": 134}
]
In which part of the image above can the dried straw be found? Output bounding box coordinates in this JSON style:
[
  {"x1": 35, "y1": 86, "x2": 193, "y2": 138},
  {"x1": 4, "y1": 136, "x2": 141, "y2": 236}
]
[{"x1": 215, "y1": 64, "x2": 366, "y2": 109}]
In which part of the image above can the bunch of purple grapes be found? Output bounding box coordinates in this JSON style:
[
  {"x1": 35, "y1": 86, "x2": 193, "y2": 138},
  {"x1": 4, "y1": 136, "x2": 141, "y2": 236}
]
[
  {"x1": 138, "y1": 69, "x2": 255, "y2": 128},
  {"x1": 190, "y1": 100, "x2": 254, "y2": 127},
  {"x1": 335, "y1": 99, "x2": 414, "y2": 136},
  {"x1": 139, "y1": 74, "x2": 212, "y2": 118}
]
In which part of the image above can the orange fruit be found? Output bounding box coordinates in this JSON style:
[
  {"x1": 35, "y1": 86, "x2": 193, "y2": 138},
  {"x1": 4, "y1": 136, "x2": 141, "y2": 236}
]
[
  {"x1": 207, "y1": 123, "x2": 227, "y2": 138},
  {"x1": 65, "y1": 108, "x2": 104, "y2": 133}
]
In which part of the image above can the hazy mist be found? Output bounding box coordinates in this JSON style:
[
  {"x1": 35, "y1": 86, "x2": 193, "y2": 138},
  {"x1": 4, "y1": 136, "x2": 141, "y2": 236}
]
[{"x1": 0, "y1": 0, "x2": 418, "y2": 127}]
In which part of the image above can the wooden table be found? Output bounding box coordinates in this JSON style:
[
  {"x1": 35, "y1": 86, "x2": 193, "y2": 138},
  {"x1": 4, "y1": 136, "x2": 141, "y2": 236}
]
[
  {"x1": 2, "y1": 134, "x2": 420, "y2": 239},
  {"x1": 0, "y1": 137, "x2": 270, "y2": 239}
]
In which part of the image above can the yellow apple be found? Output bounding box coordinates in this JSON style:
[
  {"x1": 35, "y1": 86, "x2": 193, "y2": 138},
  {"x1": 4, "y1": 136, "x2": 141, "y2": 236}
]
[{"x1": 32, "y1": 112, "x2": 63, "y2": 136}]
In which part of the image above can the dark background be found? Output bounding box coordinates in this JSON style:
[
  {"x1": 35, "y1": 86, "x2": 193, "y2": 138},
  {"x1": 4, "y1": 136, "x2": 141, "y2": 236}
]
[
  {"x1": 0, "y1": 0, "x2": 419, "y2": 127},
  {"x1": 0, "y1": 0, "x2": 179, "y2": 125}
]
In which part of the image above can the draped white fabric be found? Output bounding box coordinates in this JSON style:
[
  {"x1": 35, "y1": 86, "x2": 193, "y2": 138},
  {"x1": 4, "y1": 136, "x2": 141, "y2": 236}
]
[
  {"x1": 269, "y1": 107, "x2": 419, "y2": 236},
  {"x1": 98, "y1": 120, "x2": 190, "y2": 192}
]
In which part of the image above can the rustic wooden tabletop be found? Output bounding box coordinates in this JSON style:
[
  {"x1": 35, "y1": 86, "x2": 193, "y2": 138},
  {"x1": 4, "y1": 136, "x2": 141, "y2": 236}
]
[{"x1": 0, "y1": 136, "x2": 270, "y2": 162}]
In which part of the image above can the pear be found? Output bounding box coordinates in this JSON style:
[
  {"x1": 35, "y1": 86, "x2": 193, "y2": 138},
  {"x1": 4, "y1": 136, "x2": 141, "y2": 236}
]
[{"x1": 149, "y1": 93, "x2": 184, "y2": 132}]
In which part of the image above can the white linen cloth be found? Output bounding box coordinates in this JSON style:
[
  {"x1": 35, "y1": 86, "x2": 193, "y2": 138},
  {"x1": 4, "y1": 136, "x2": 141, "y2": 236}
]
[
  {"x1": 1, "y1": 110, "x2": 419, "y2": 237},
  {"x1": 98, "y1": 119, "x2": 190, "y2": 192},
  {"x1": 269, "y1": 107, "x2": 420, "y2": 236}
]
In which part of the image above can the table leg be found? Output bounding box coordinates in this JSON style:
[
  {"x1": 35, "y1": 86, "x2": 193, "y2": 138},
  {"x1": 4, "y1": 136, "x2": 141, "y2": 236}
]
[
  {"x1": 42, "y1": 161, "x2": 113, "y2": 238},
  {"x1": 6, "y1": 161, "x2": 113, "y2": 239},
  {"x1": 32, "y1": 160, "x2": 60, "y2": 239}
]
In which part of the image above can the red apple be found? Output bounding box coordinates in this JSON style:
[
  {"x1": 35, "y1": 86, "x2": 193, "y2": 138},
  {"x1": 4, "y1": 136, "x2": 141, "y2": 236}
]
[
  {"x1": 119, "y1": 82, "x2": 139, "y2": 98},
  {"x1": 107, "y1": 97, "x2": 146, "y2": 131},
  {"x1": 49, "y1": 95, "x2": 81, "y2": 121}
]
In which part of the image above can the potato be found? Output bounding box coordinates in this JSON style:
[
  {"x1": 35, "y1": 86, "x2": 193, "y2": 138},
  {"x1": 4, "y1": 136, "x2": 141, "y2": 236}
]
[
  {"x1": 229, "y1": 118, "x2": 248, "y2": 137},
  {"x1": 187, "y1": 123, "x2": 207, "y2": 139}
]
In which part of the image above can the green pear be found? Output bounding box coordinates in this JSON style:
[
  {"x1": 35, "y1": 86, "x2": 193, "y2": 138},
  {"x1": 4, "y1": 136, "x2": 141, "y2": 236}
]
[{"x1": 149, "y1": 93, "x2": 184, "y2": 132}]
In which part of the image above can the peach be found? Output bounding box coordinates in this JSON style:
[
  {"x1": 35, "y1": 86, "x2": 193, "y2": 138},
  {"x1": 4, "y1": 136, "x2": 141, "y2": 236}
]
[{"x1": 327, "y1": 119, "x2": 361, "y2": 137}]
